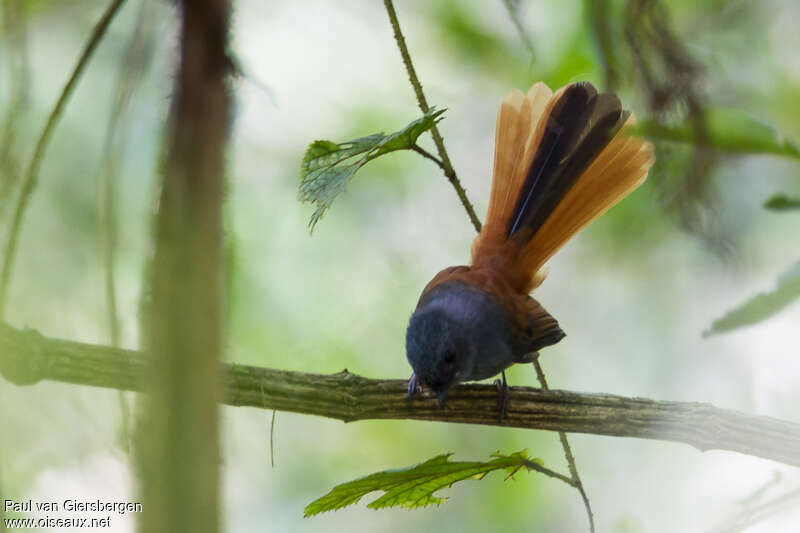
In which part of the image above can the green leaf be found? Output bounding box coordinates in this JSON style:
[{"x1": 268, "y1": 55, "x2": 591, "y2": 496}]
[
  {"x1": 704, "y1": 261, "x2": 800, "y2": 336},
  {"x1": 764, "y1": 193, "x2": 800, "y2": 211},
  {"x1": 298, "y1": 108, "x2": 445, "y2": 232},
  {"x1": 304, "y1": 450, "x2": 541, "y2": 516},
  {"x1": 636, "y1": 108, "x2": 800, "y2": 159}
]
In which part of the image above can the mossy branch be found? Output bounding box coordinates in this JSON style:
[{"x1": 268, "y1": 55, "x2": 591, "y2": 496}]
[{"x1": 1, "y1": 321, "x2": 798, "y2": 467}]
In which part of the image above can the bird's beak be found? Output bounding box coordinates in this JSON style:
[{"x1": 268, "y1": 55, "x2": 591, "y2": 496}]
[{"x1": 437, "y1": 389, "x2": 448, "y2": 408}]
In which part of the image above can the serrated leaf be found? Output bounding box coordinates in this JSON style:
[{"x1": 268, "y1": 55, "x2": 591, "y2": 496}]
[
  {"x1": 704, "y1": 261, "x2": 800, "y2": 336},
  {"x1": 304, "y1": 450, "x2": 538, "y2": 517},
  {"x1": 298, "y1": 108, "x2": 445, "y2": 232},
  {"x1": 636, "y1": 108, "x2": 800, "y2": 159},
  {"x1": 764, "y1": 194, "x2": 800, "y2": 211}
]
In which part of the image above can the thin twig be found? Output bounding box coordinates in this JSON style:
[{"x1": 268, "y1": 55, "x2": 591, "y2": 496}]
[
  {"x1": 534, "y1": 359, "x2": 595, "y2": 532},
  {"x1": 99, "y1": 0, "x2": 155, "y2": 455},
  {"x1": 0, "y1": 0, "x2": 128, "y2": 318},
  {"x1": 738, "y1": 471, "x2": 782, "y2": 506},
  {"x1": 411, "y1": 144, "x2": 446, "y2": 171},
  {"x1": 384, "y1": 1, "x2": 593, "y2": 527},
  {"x1": 501, "y1": 0, "x2": 536, "y2": 60},
  {"x1": 708, "y1": 486, "x2": 800, "y2": 533},
  {"x1": 522, "y1": 459, "x2": 574, "y2": 486},
  {"x1": 103, "y1": 0, "x2": 154, "y2": 350},
  {"x1": 383, "y1": 0, "x2": 482, "y2": 233}
]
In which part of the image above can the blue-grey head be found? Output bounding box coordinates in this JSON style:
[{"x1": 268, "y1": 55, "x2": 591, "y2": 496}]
[{"x1": 405, "y1": 282, "x2": 515, "y2": 406}]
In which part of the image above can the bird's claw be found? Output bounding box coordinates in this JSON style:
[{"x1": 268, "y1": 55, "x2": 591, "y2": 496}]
[
  {"x1": 407, "y1": 373, "x2": 422, "y2": 401},
  {"x1": 494, "y1": 371, "x2": 510, "y2": 424}
]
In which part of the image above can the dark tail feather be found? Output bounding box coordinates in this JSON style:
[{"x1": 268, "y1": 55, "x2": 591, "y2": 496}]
[{"x1": 507, "y1": 82, "x2": 629, "y2": 239}]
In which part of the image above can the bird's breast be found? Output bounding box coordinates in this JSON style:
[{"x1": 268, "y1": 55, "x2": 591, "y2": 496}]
[{"x1": 419, "y1": 281, "x2": 517, "y2": 382}]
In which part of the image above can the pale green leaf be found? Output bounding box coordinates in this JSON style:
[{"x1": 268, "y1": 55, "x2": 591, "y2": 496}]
[
  {"x1": 298, "y1": 108, "x2": 445, "y2": 232},
  {"x1": 704, "y1": 261, "x2": 800, "y2": 336},
  {"x1": 636, "y1": 108, "x2": 800, "y2": 159},
  {"x1": 304, "y1": 450, "x2": 538, "y2": 516}
]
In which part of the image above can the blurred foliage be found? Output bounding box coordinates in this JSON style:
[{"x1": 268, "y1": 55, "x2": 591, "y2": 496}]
[
  {"x1": 625, "y1": 0, "x2": 720, "y2": 246},
  {"x1": 581, "y1": 180, "x2": 670, "y2": 255},
  {"x1": 637, "y1": 108, "x2": 800, "y2": 159},
  {"x1": 705, "y1": 261, "x2": 800, "y2": 336},
  {"x1": 0, "y1": 0, "x2": 30, "y2": 221},
  {"x1": 298, "y1": 108, "x2": 444, "y2": 231},
  {"x1": 584, "y1": 0, "x2": 621, "y2": 90},
  {"x1": 434, "y1": 1, "x2": 527, "y2": 77},
  {"x1": 432, "y1": 0, "x2": 597, "y2": 88},
  {"x1": 764, "y1": 194, "x2": 800, "y2": 211},
  {"x1": 501, "y1": 0, "x2": 536, "y2": 61},
  {"x1": 305, "y1": 450, "x2": 543, "y2": 516}
]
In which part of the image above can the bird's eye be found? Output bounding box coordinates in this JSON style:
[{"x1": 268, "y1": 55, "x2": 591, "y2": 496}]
[{"x1": 443, "y1": 350, "x2": 456, "y2": 365}]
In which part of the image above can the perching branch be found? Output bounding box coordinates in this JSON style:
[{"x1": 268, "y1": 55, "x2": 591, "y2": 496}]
[
  {"x1": 383, "y1": 0, "x2": 482, "y2": 233},
  {"x1": 1, "y1": 321, "x2": 799, "y2": 467},
  {"x1": 0, "y1": 0, "x2": 128, "y2": 318}
]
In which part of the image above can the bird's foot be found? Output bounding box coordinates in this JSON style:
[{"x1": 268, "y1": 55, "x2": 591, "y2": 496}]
[
  {"x1": 494, "y1": 371, "x2": 510, "y2": 424},
  {"x1": 407, "y1": 372, "x2": 422, "y2": 402}
]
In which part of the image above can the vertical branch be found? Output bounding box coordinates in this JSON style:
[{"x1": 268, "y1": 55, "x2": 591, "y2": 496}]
[
  {"x1": 135, "y1": 0, "x2": 231, "y2": 532},
  {"x1": 533, "y1": 360, "x2": 594, "y2": 533},
  {"x1": 0, "y1": 0, "x2": 127, "y2": 318},
  {"x1": 383, "y1": 0, "x2": 482, "y2": 233},
  {"x1": 384, "y1": 1, "x2": 592, "y2": 529}
]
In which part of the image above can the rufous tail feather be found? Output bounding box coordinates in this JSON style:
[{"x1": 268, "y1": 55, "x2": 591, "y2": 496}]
[{"x1": 471, "y1": 81, "x2": 655, "y2": 292}]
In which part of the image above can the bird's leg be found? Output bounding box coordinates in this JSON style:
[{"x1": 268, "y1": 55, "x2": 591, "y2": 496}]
[
  {"x1": 494, "y1": 371, "x2": 510, "y2": 424},
  {"x1": 407, "y1": 372, "x2": 422, "y2": 402}
]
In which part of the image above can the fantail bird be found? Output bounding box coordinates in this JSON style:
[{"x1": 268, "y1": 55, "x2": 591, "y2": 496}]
[{"x1": 405, "y1": 81, "x2": 655, "y2": 410}]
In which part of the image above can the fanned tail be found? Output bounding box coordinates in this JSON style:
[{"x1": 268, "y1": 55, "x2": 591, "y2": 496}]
[{"x1": 471, "y1": 81, "x2": 654, "y2": 292}]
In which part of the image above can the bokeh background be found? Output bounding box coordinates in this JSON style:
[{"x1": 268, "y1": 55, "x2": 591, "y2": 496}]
[{"x1": 1, "y1": 0, "x2": 799, "y2": 531}]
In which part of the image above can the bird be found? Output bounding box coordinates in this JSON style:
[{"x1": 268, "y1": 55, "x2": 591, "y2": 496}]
[{"x1": 405, "y1": 81, "x2": 655, "y2": 415}]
